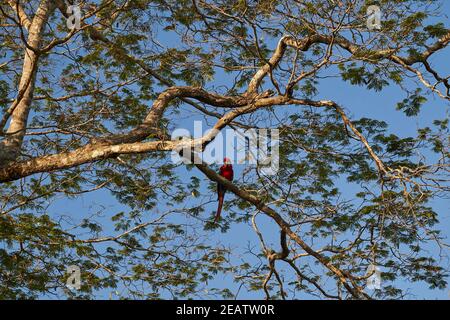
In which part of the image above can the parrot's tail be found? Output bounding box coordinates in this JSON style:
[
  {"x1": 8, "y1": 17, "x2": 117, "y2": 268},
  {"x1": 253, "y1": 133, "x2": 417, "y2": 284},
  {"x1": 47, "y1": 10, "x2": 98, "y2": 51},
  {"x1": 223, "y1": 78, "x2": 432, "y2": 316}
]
[{"x1": 215, "y1": 193, "x2": 225, "y2": 223}]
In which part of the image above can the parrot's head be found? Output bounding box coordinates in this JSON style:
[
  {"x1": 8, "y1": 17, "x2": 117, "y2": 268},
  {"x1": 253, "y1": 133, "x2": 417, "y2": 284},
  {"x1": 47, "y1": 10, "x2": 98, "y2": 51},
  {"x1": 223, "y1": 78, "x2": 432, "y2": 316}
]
[{"x1": 223, "y1": 157, "x2": 232, "y2": 165}]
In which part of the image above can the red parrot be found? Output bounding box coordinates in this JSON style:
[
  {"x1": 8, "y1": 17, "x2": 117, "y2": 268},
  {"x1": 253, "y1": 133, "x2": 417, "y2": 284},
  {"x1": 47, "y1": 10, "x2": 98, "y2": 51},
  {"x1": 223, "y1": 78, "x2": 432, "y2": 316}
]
[{"x1": 215, "y1": 157, "x2": 234, "y2": 223}]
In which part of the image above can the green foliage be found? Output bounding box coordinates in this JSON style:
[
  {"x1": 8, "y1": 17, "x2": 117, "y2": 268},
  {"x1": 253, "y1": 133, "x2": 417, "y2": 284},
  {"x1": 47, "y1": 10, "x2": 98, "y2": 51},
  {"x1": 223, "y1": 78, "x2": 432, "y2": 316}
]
[
  {"x1": 396, "y1": 89, "x2": 427, "y2": 116},
  {"x1": 339, "y1": 63, "x2": 390, "y2": 92}
]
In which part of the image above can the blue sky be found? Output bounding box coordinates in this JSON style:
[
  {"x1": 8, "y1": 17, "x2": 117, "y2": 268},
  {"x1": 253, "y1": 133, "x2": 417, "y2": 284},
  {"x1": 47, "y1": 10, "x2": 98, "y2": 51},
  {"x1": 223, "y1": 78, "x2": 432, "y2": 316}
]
[{"x1": 40, "y1": 2, "x2": 450, "y2": 299}]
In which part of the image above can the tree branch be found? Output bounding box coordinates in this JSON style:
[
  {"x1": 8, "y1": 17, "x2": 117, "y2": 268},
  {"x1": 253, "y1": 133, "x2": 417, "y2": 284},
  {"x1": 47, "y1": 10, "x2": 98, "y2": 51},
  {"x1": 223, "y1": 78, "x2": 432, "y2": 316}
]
[{"x1": 0, "y1": 0, "x2": 56, "y2": 162}]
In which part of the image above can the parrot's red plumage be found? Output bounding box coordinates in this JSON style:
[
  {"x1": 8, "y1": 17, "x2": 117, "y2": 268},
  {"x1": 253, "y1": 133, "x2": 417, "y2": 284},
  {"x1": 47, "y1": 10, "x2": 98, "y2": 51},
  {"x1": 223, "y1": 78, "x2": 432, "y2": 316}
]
[{"x1": 215, "y1": 157, "x2": 234, "y2": 223}]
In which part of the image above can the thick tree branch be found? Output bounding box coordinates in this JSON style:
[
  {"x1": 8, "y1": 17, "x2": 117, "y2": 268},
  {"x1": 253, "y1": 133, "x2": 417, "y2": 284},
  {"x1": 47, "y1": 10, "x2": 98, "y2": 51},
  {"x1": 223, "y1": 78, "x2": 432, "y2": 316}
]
[
  {"x1": 0, "y1": 140, "x2": 178, "y2": 183},
  {"x1": 0, "y1": 0, "x2": 56, "y2": 162},
  {"x1": 0, "y1": 87, "x2": 272, "y2": 182}
]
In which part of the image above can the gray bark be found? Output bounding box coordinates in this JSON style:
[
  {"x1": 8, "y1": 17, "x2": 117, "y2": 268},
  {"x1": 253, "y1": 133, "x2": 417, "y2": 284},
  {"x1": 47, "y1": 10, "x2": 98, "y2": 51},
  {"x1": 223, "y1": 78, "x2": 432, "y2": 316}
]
[{"x1": 0, "y1": 0, "x2": 55, "y2": 163}]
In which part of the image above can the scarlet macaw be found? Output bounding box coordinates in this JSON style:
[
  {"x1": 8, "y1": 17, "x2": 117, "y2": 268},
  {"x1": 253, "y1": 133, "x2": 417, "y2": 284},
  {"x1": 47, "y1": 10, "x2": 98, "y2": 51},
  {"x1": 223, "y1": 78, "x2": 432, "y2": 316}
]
[{"x1": 215, "y1": 157, "x2": 233, "y2": 222}]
